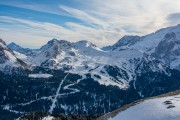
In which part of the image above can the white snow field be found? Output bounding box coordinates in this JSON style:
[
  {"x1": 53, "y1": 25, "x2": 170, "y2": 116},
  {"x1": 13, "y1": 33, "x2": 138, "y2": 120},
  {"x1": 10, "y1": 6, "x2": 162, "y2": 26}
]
[
  {"x1": 28, "y1": 74, "x2": 53, "y2": 78},
  {"x1": 42, "y1": 116, "x2": 54, "y2": 120},
  {"x1": 109, "y1": 94, "x2": 180, "y2": 120}
]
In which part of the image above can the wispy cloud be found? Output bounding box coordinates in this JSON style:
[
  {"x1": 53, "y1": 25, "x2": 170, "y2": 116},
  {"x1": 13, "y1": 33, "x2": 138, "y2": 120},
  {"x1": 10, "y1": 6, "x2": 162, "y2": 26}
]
[
  {"x1": 60, "y1": 0, "x2": 180, "y2": 33},
  {"x1": 0, "y1": 0, "x2": 69, "y2": 16},
  {"x1": 0, "y1": 0, "x2": 180, "y2": 48},
  {"x1": 0, "y1": 16, "x2": 122, "y2": 48},
  {"x1": 60, "y1": 5, "x2": 107, "y2": 28}
]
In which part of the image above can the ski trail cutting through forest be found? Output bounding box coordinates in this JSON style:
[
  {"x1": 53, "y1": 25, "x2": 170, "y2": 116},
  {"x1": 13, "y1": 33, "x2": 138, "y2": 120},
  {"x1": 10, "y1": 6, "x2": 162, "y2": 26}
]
[
  {"x1": 63, "y1": 74, "x2": 86, "y2": 94},
  {"x1": 49, "y1": 73, "x2": 69, "y2": 113}
]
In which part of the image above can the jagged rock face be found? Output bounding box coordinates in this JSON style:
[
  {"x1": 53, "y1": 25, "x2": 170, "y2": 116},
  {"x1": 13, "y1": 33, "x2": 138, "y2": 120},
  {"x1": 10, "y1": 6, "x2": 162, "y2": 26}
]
[
  {"x1": 0, "y1": 46, "x2": 8, "y2": 64},
  {"x1": 153, "y1": 32, "x2": 180, "y2": 70},
  {"x1": 0, "y1": 39, "x2": 6, "y2": 45},
  {"x1": 154, "y1": 32, "x2": 179, "y2": 58}
]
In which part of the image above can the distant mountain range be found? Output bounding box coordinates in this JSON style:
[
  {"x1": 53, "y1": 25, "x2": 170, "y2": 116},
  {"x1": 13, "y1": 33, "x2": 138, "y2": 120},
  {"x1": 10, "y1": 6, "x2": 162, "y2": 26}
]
[{"x1": 0, "y1": 24, "x2": 180, "y2": 119}]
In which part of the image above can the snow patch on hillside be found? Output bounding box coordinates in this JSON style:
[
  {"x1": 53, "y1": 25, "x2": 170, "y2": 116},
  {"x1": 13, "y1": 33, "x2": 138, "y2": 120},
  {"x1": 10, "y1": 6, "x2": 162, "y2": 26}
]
[
  {"x1": 13, "y1": 51, "x2": 27, "y2": 60},
  {"x1": 42, "y1": 116, "x2": 54, "y2": 120},
  {"x1": 28, "y1": 74, "x2": 53, "y2": 78}
]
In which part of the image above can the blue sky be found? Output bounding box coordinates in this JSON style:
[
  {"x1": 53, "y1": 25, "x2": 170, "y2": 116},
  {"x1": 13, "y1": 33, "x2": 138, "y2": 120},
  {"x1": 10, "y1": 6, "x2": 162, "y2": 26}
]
[{"x1": 0, "y1": 0, "x2": 180, "y2": 48}]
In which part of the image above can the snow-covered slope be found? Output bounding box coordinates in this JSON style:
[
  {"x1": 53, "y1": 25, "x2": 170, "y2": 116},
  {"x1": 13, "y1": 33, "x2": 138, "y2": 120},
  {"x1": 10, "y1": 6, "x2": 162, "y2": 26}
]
[
  {"x1": 29, "y1": 39, "x2": 133, "y2": 89},
  {"x1": 29, "y1": 39, "x2": 73, "y2": 65},
  {"x1": 0, "y1": 39, "x2": 26, "y2": 73},
  {"x1": 108, "y1": 93, "x2": 180, "y2": 120},
  {"x1": 13, "y1": 51, "x2": 27, "y2": 60},
  {"x1": 28, "y1": 38, "x2": 155, "y2": 89}
]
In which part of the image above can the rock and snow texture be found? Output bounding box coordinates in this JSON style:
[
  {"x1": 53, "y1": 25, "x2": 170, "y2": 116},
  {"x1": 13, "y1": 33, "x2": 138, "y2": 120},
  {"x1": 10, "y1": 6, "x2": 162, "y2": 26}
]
[
  {"x1": 13, "y1": 51, "x2": 27, "y2": 60},
  {"x1": 26, "y1": 39, "x2": 134, "y2": 89},
  {"x1": 153, "y1": 32, "x2": 180, "y2": 70},
  {"x1": 112, "y1": 35, "x2": 141, "y2": 50},
  {"x1": 124, "y1": 24, "x2": 180, "y2": 54},
  {"x1": 0, "y1": 39, "x2": 17, "y2": 64},
  {"x1": 108, "y1": 94, "x2": 180, "y2": 120},
  {"x1": 0, "y1": 39, "x2": 26, "y2": 72}
]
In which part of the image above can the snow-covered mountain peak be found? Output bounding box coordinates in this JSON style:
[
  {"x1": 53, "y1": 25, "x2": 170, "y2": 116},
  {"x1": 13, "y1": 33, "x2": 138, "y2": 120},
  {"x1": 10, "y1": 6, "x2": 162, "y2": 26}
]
[
  {"x1": 46, "y1": 39, "x2": 71, "y2": 46},
  {"x1": 8, "y1": 42, "x2": 35, "y2": 56},
  {"x1": 152, "y1": 24, "x2": 180, "y2": 35},
  {"x1": 29, "y1": 39, "x2": 77, "y2": 68},
  {"x1": 112, "y1": 35, "x2": 141, "y2": 50},
  {"x1": 47, "y1": 38, "x2": 59, "y2": 43},
  {"x1": 101, "y1": 24, "x2": 180, "y2": 52},
  {"x1": 73, "y1": 40, "x2": 103, "y2": 54},
  {"x1": 8, "y1": 42, "x2": 17, "y2": 46},
  {"x1": 8, "y1": 42, "x2": 24, "y2": 50},
  {"x1": 74, "y1": 40, "x2": 98, "y2": 50},
  {"x1": 40, "y1": 39, "x2": 74, "y2": 51},
  {"x1": 118, "y1": 24, "x2": 180, "y2": 54}
]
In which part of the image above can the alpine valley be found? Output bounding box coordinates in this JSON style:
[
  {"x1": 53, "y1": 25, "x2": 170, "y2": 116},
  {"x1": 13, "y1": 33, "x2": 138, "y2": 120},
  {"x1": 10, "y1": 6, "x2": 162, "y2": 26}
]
[{"x1": 1, "y1": 24, "x2": 180, "y2": 119}]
